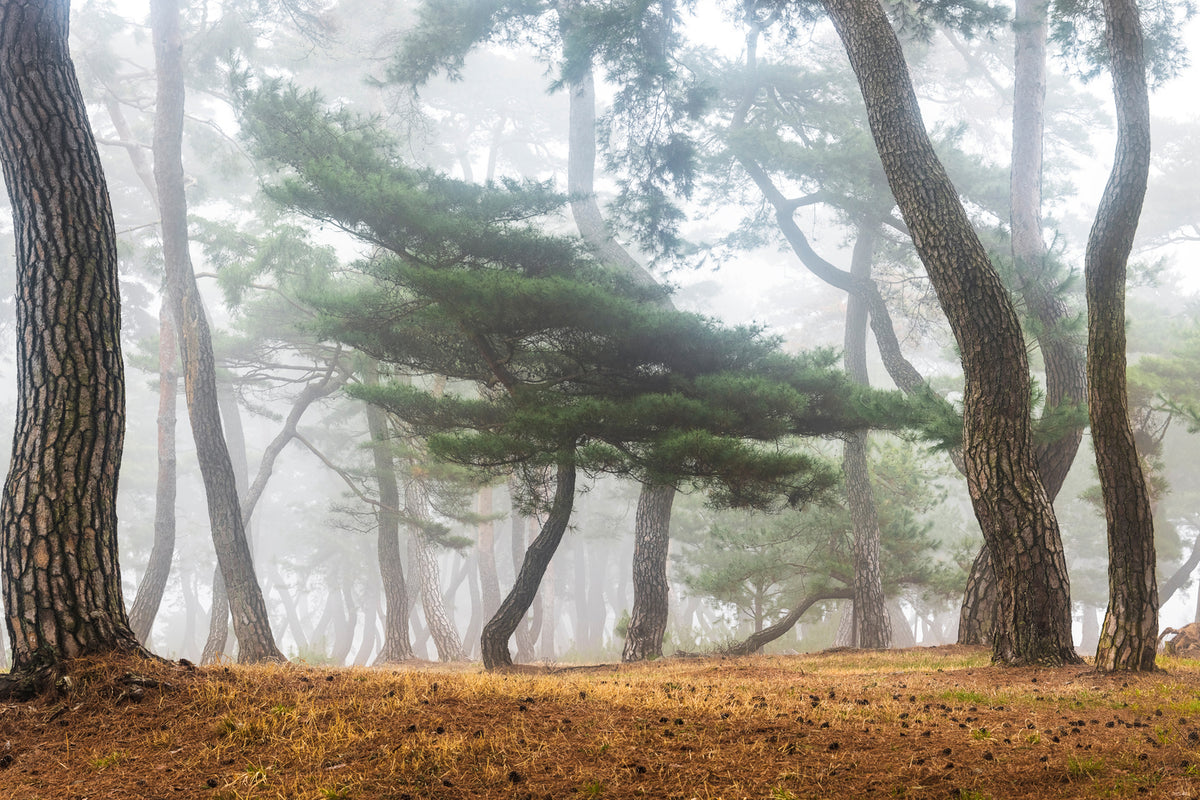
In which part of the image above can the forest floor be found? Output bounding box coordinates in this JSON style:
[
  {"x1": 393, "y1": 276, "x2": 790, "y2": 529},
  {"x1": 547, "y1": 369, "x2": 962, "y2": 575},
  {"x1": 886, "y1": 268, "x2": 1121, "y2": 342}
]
[{"x1": 2, "y1": 645, "x2": 1200, "y2": 799}]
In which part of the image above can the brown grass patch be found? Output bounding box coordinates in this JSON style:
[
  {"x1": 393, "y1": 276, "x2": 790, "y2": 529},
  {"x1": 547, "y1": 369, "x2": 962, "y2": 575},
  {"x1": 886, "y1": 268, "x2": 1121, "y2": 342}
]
[{"x1": 3, "y1": 645, "x2": 1200, "y2": 798}]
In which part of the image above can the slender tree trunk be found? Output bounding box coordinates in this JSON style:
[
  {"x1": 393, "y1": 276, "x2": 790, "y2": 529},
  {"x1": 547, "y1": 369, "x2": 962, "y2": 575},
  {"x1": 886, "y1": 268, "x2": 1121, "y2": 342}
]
[
  {"x1": 622, "y1": 484, "x2": 676, "y2": 661},
  {"x1": 408, "y1": 479, "x2": 463, "y2": 661},
  {"x1": 477, "y1": 485, "x2": 502, "y2": 620},
  {"x1": 366, "y1": 389, "x2": 414, "y2": 664},
  {"x1": 822, "y1": 0, "x2": 1079, "y2": 665},
  {"x1": 540, "y1": 559, "x2": 557, "y2": 661},
  {"x1": 1089, "y1": 0, "x2": 1156, "y2": 672},
  {"x1": 511, "y1": 507, "x2": 537, "y2": 662},
  {"x1": 0, "y1": 0, "x2": 146, "y2": 680},
  {"x1": 726, "y1": 590, "x2": 854, "y2": 656},
  {"x1": 482, "y1": 461, "x2": 576, "y2": 669},
  {"x1": 129, "y1": 301, "x2": 179, "y2": 644},
  {"x1": 150, "y1": 0, "x2": 282, "y2": 663},
  {"x1": 843, "y1": 229, "x2": 891, "y2": 649}
]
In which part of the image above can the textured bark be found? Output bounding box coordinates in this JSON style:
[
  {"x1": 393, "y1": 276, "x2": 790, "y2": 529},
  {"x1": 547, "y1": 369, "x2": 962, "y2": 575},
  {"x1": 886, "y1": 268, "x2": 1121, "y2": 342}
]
[
  {"x1": 151, "y1": 0, "x2": 282, "y2": 663},
  {"x1": 0, "y1": 0, "x2": 146, "y2": 678},
  {"x1": 482, "y1": 462, "x2": 576, "y2": 670},
  {"x1": 129, "y1": 301, "x2": 179, "y2": 644},
  {"x1": 408, "y1": 480, "x2": 463, "y2": 662},
  {"x1": 843, "y1": 230, "x2": 891, "y2": 649},
  {"x1": 1088, "y1": 0, "x2": 1156, "y2": 672},
  {"x1": 622, "y1": 484, "x2": 676, "y2": 661},
  {"x1": 512, "y1": 511, "x2": 538, "y2": 662},
  {"x1": 823, "y1": 0, "x2": 1079, "y2": 665},
  {"x1": 200, "y1": 566, "x2": 231, "y2": 664},
  {"x1": 957, "y1": 547, "x2": 1000, "y2": 645},
  {"x1": 365, "y1": 378, "x2": 414, "y2": 664},
  {"x1": 961, "y1": 0, "x2": 1088, "y2": 647}
]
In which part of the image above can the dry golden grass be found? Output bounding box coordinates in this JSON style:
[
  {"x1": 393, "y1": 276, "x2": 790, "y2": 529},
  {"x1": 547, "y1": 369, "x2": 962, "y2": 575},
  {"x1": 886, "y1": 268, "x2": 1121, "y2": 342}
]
[{"x1": 3, "y1": 645, "x2": 1200, "y2": 799}]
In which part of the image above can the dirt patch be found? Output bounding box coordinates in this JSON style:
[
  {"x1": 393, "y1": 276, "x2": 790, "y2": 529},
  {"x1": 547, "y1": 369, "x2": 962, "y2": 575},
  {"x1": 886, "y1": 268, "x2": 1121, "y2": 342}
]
[{"x1": 2, "y1": 646, "x2": 1200, "y2": 799}]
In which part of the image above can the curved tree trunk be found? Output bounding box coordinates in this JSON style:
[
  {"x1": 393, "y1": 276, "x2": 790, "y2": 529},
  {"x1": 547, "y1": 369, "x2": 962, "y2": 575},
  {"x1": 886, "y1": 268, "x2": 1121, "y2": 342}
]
[
  {"x1": 151, "y1": 0, "x2": 282, "y2": 663},
  {"x1": 623, "y1": 484, "x2": 676, "y2": 661},
  {"x1": 129, "y1": 301, "x2": 179, "y2": 644},
  {"x1": 200, "y1": 567, "x2": 231, "y2": 664},
  {"x1": 725, "y1": 590, "x2": 853, "y2": 656},
  {"x1": 822, "y1": 0, "x2": 1079, "y2": 665},
  {"x1": 0, "y1": 0, "x2": 146, "y2": 680},
  {"x1": 482, "y1": 461, "x2": 576, "y2": 670},
  {"x1": 843, "y1": 228, "x2": 890, "y2": 649},
  {"x1": 1089, "y1": 0, "x2": 1156, "y2": 672}
]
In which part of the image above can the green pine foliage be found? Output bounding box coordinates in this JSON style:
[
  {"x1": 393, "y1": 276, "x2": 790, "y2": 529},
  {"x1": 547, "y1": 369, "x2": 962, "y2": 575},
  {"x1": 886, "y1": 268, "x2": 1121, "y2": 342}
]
[{"x1": 238, "y1": 81, "x2": 923, "y2": 511}]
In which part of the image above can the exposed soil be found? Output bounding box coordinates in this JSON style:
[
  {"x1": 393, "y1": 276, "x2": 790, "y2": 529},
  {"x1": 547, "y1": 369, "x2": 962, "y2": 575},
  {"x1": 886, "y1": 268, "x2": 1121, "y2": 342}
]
[{"x1": 2, "y1": 645, "x2": 1200, "y2": 799}]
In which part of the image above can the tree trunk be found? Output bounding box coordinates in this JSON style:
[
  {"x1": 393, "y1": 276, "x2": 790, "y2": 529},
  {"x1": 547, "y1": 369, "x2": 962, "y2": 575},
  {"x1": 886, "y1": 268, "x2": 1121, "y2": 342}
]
[
  {"x1": 822, "y1": 0, "x2": 1079, "y2": 665},
  {"x1": 958, "y1": 547, "x2": 1000, "y2": 645},
  {"x1": 622, "y1": 484, "x2": 676, "y2": 661},
  {"x1": 511, "y1": 509, "x2": 537, "y2": 662},
  {"x1": 365, "y1": 380, "x2": 414, "y2": 664},
  {"x1": 408, "y1": 479, "x2": 463, "y2": 661},
  {"x1": 0, "y1": 0, "x2": 146, "y2": 680},
  {"x1": 725, "y1": 590, "x2": 853, "y2": 656},
  {"x1": 151, "y1": 0, "x2": 282, "y2": 663},
  {"x1": 200, "y1": 567, "x2": 231, "y2": 664},
  {"x1": 843, "y1": 228, "x2": 891, "y2": 649},
  {"x1": 482, "y1": 461, "x2": 576, "y2": 669},
  {"x1": 129, "y1": 300, "x2": 179, "y2": 644},
  {"x1": 567, "y1": 65, "x2": 680, "y2": 664},
  {"x1": 476, "y1": 485, "x2": 502, "y2": 621},
  {"x1": 1089, "y1": 0, "x2": 1156, "y2": 672}
]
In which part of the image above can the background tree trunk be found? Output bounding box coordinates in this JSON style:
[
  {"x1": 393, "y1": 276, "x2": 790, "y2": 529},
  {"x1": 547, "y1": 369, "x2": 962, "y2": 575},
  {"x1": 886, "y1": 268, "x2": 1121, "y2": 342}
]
[
  {"x1": 0, "y1": 0, "x2": 145, "y2": 677},
  {"x1": 843, "y1": 228, "x2": 891, "y2": 649},
  {"x1": 129, "y1": 301, "x2": 179, "y2": 644},
  {"x1": 1089, "y1": 0, "x2": 1156, "y2": 672},
  {"x1": 822, "y1": 0, "x2": 1078, "y2": 665},
  {"x1": 365, "y1": 372, "x2": 414, "y2": 664},
  {"x1": 151, "y1": 0, "x2": 282, "y2": 663},
  {"x1": 407, "y1": 479, "x2": 463, "y2": 661}
]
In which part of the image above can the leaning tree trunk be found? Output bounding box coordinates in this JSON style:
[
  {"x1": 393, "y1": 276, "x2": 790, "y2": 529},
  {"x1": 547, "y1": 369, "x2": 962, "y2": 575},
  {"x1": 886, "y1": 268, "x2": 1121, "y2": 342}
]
[
  {"x1": 822, "y1": 0, "x2": 1079, "y2": 665},
  {"x1": 0, "y1": 0, "x2": 146, "y2": 680},
  {"x1": 843, "y1": 228, "x2": 891, "y2": 649},
  {"x1": 482, "y1": 461, "x2": 576, "y2": 670},
  {"x1": 151, "y1": 0, "x2": 282, "y2": 663},
  {"x1": 1089, "y1": 0, "x2": 1156, "y2": 672},
  {"x1": 622, "y1": 484, "x2": 676, "y2": 661},
  {"x1": 129, "y1": 301, "x2": 179, "y2": 644}
]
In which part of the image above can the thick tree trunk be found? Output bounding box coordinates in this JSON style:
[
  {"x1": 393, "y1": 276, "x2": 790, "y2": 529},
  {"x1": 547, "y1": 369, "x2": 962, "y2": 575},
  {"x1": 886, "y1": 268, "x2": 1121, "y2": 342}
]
[
  {"x1": 622, "y1": 484, "x2": 676, "y2": 661},
  {"x1": 365, "y1": 383, "x2": 414, "y2": 664},
  {"x1": 151, "y1": 0, "x2": 282, "y2": 663},
  {"x1": 0, "y1": 0, "x2": 145, "y2": 679},
  {"x1": 482, "y1": 461, "x2": 576, "y2": 669},
  {"x1": 1089, "y1": 0, "x2": 1156, "y2": 672},
  {"x1": 962, "y1": 0, "x2": 1088, "y2": 647},
  {"x1": 129, "y1": 301, "x2": 179, "y2": 644},
  {"x1": 843, "y1": 229, "x2": 891, "y2": 649},
  {"x1": 822, "y1": 0, "x2": 1079, "y2": 665}
]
